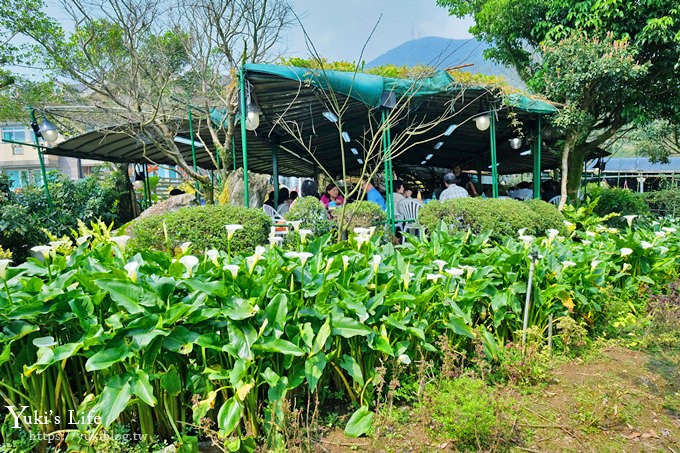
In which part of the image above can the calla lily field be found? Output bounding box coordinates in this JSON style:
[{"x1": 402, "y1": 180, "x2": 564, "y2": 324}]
[{"x1": 0, "y1": 217, "x2": 678, "y2": 451}]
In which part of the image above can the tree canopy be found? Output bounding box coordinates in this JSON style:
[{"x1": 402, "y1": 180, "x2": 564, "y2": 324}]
[{"x1": 438, "y1": 0, "x2": 680, "y2": 203}]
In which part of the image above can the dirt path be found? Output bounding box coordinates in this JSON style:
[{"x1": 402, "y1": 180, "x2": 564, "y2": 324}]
[{"x1": 316, "y1": 346, "x2": 680, "y2": 452}]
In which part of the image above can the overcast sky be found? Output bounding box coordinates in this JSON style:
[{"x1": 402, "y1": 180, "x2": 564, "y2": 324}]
[{"x1": 283, "y1": 0, "x2": 474, "y2": 63}]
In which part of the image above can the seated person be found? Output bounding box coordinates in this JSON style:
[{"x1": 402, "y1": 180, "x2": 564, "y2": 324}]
[
  {"x1": 360, "y1": 178, "x2": 386, "y2": 211},
  {"x1": 391, "y1": 179, "x2": 406, "y2": 209},
  {"x1": 277, "y1": 187, "x2": 292, "y2": 215},
  {"x1": 404, "y1": 187, "x2": 413, "y2": 199},
  {"x1": 320, "y1": 183, "x2": 344, "y2": 208},
  {"x1": 453, "y1": 164, "x2": 478, "y2": 197},
  {"x1": 439, "y1": 172, "x2": 469, "y2": 200},
  {"x1": 541, "y1": 179, "x2": 560, "y2": 202},
  {"x1": 300, "y1": 180, "x2": 319, "y2": 198},
  {"x1": 509, "y1": 181, "x2": 533, "y2": 200},
  {"x1": 264, "y1": 190, "x2": 276, "y2": 208}
]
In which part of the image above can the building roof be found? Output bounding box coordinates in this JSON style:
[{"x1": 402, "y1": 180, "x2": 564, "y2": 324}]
[
  {"x1": 44, "y1": 64, "x2": 561, "y2": 178},
  {"x1": 588, "y1": 157, "x2": 680, "y2": 174}
]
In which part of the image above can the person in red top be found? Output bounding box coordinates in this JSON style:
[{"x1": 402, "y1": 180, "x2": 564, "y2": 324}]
[{"x1": 320, "y1": 183, "x2": 344, "y2": 208}]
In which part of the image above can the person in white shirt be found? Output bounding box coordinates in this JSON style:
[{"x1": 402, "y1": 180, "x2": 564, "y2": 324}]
[
  {"x1": 439, "y1": 172, "x2": 470, "y2": 200},
  {"x1": 392, "y1": 179, "x2": 406, "y2": 211}
]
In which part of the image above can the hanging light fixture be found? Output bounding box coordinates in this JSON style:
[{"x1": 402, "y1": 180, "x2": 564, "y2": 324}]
[
  {"x1": 475, "y1": 114, "x2": 490, "y2": 131},
  {"x1": 245, "y1": 103, "x2": 261, "y2": 131},
  {"x1": 509, "y1": 137, "x2": 522, "y2": 150},
  {"x1": 30, "y1": 111, "x2": 60, "y2": 144}
]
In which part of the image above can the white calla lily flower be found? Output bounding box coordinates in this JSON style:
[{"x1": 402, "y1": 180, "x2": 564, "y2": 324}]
[
  {"x1": 426, "y1": 273, "x2": 444, "y2": 282},
  {"x1": 342, "y1": 255, "x2": 350, "y2": 271},
  {"x1": 206, "y1": 249, "x2": 220, "y2": 265},
  {"x1": 0, "y1": 259, "x2": 12, "y2": 280},
  {"x1": 623, "y1": 215, "x2": 637, "y2": 227},
  {"x1": 517, "y1": 228, "x2": 527, "y2": 236},
  {"x1": 445, "y1": 267, "x2": 465, "y2": 277},
  {"x1": 640, "y1": 241, "x2": 653, "y2": 249},
  {"x1": 433, "y1": 260, "x2": 447, "y2": 272},
  {"x1": 179, "y1": 255, "x2": 199, "y2": 276},
  {"x1": 225, "y1": 224, "x2": 243, "y2": 240},
  {"x1": 547, "y1": 229, "x2": 559, "y2": 240},
  {"x1": 223, "y1": 264, "x2": 239, "y2": 278},
  {"x1": 353, "y1": 227, "x2": 370, "y2": 235},
  {"x1": 180, "y1": 242, "x2": 192, "y2": 254},
  {"x1": 30, "y1": 245, "x2": 52, "y2": 261},
  {"x1": 288, "y1": 220, "x2": 302, "y2": 232},
  {"x1": 110, "y1": 235, "x2": 130, "y2": 251},
  {"x1": 620, "y1": 247, "x2": 633, "y2": 257},
  {"x1": 371, "y1": 254, "x2": 382, "y2": 273},
  {"x1": 76, "y1": 234, "x2": 91, "y2": 245},
  {"x1": 124, "y1": 261, "x2": 140, "y2": 282},
  {"x1": 268, "y1": 236, "x2": 283, "y2": 247},
  {"x1": 590, "y1": 260, "x2": 601, "y2": 271},
  {"x1": 562, "y1": 261, "x2": 576, "y2": 268},
  {"x1": 298, "y1": 229, "x2": 313, "y2": 243},
  {"x1": 397, "y1": 354, "x2": 411, "y2": 365}
]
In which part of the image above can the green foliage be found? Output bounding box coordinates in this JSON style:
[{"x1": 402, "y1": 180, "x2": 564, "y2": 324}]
[
  {"x1": 645, "y1": 188, "x2": 680, "y2": 218},
  {"x1": 0, "y1": 171, "x2": 120, "y2": 262},
  {"x1": 561, "y1": 196, "x2": 619, "y2": 230},
  {"x1": 587, "y1": 185, "x2": 650, "y2": 227},
  {"x1": 284, "y1": 196, "x2": 334, "y2": 236},
  {"x1": 423, "y1": 377, "x2": 506, "y2": 450},
  {"x1": 129, "y1": 205, "x2": 271, "y2": 255},
  {"x1": 0, "y1": 213, "x2": 678, "y2": 448},
  {"x1": 524, "y1": 199, "x2": 567, "y2": 234},
  {"x1": 633, "y1": 120, "x2": 680, "y2": 164},
  {"x1": 419, "y1": 198, "x2": 567, "y2": 239},
  {"x1": 340, "y1": 201, "x2": 387, "y2": 233}
]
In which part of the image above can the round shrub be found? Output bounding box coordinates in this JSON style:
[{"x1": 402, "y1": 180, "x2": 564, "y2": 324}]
[
  {"x1": 284, "y1": 196, "x2": 334, "y2": 236},
  {"x1": 129, "y1": 205, "x2": 271, "y2": 255},
  {"x1": 419, "y1": 197, "x2": 565, "y2": 239},
  {"x1": 339, "y1": 201, "x2": 387, "y2": 232},
  {"x1": 587, "y1": 185, "x2": 650, "y2": 227},
  {"x1": 524, "y1": 199, "x2": 568, "y2": 234}
]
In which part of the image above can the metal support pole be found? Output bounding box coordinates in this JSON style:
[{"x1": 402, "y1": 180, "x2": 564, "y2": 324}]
[
  {"x1": 522, "y1": 256, "x2": 536, "y2": 349},
  {"x1": 29, "y1": 108, "x2": 53, "y2": 211},
  {"x1": 143, "y1": 164, "x2": 152, "y2": 208},
  {"x1": 272, "y1": 143, "x2": 279, "y2": 207},
  {"x1": 239, "y1": 66, "x2": 250, "y2": 207},
  {"x1": 489, "y1": 110, "x2": 499, "y2": 198},
  {"x1": 382, "y1": 111, "x2": 395, "y2": 232},
  {"x1": 533, "y1": 115, "x2": 542, "y2": 199},
  {"x1": 187, "y1": 102, "x2": 201, "y2": 204},
  {"x1": 475, "y1": 160, "x2": 483, "y2": 196}
]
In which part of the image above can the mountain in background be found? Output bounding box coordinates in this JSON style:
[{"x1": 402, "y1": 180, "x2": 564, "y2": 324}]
[{"x1": 366, "y1": 36, "x2": 523, "y2": 86}]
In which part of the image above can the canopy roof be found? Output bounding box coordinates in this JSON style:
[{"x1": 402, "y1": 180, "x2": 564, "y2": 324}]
[{"x1": 46, "y1": 64, "x2": 561, "y2": 178}]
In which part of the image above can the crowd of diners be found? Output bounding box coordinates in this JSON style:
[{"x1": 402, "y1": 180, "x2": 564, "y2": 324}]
[{"x1": 263, "y1": 165, "x2": 561, "y2": 218}]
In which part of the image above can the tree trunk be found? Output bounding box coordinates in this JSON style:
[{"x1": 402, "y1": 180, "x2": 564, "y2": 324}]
[
  {"x1": 567, "y1": 146, "x2": 587, "y2": 205},
  {"x1": 558, "y1": 132, "x2": 578, "y2": 211},
  {"x1": 113, "y1": 163, "x2": 139, "y2": 223}
]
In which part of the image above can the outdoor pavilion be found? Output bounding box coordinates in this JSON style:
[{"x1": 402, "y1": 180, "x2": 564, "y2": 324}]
[{"x1": 44, "y1": 63, "x2": 560, "y2": 227}]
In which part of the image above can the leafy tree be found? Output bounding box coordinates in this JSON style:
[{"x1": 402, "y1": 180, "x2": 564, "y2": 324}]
[
  {"x1": 633, "y1": 120, "x2": 680, "y2": 163},
  {"x1": 437, "y1": 0, "x2": 680, "y2": 205},
  {"x1": 3, "y1": 0, "x2": 291, "y2": 204}
]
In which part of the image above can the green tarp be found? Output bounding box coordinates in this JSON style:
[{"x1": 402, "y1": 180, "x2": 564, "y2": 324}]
[{"x1": 244, "y1": 63, "x2": 558, "y2": 114}]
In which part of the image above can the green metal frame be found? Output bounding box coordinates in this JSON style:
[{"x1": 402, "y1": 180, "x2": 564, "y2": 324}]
[
  {"x1": 382, "y1": 111, "x2": 396, "y2": 232},
  {"x1": 187, "y1": 102, "x2": 201, "y2": 204},
  {"x1": 239, "y1": 66, "x2": 250, "y2": 207},
  {"x1": 533, "y1": 114, "x2": 542, "y2": 199},
  {"x1": 29, "y1": 108, "x2": 54, "y2": 211},
  {"x1": 489, "y1": 111, "x2": 499, "y2": 198}
]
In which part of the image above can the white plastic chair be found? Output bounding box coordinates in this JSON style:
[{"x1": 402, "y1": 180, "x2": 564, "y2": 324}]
[
  {"x1": 547, "y1": 195, "x2": 561, "y2": 205},
  {"x1": 397, "y1": 199, "x2": 424, "y2": 240},
  {"x1": 263, "y1": 204, "x2": 284, "y2": 221}
]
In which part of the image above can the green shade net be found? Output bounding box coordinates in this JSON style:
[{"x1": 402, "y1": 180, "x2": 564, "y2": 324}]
[{"x1": 244, "y1": 63, "x2": 557, "y2": 113}]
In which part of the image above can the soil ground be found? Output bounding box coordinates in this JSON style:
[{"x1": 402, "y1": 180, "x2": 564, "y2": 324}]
[{"x1": 315, "y1": 346, "x2": 680, "y2": 452}]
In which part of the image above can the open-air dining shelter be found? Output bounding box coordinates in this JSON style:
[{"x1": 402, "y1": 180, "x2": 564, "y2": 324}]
[{"x1": 43, "y1": 63, "x2": 561, "y2": 226}]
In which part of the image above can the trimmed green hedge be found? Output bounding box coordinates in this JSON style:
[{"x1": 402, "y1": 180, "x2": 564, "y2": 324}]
[
  {"x1": 129, "y1": 205, "x2": 271, "y2": 255},
  {"x1": 284, "y1": 196, "x2": 334, "y2": 235},
  {"x1": 419, "y1": 198, "x2": 567, "y2": 239},
  {"x1": 341, "y1": 201, "x2": 387, "y2": 231},
  {"x1": 587, "y1": 185, "x2": 650, "y2": 227}
]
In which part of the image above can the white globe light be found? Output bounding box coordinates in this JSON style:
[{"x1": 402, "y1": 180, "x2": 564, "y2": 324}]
[
  {"x1": 39, "y1": 118, "x2": 59, "y2": 143},
  {"x1": 509, "y1": 137, "x2": 522, "y2": 149},
  {"x1": 475, "y1": 114, "x2": 490, "y2": 131},
  {"x1": 245, "y1": 109, "x2": 260, "y2": 131},
  {"x1": 133, "y1": 180, "x2": 144, "y2": 190}
]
